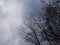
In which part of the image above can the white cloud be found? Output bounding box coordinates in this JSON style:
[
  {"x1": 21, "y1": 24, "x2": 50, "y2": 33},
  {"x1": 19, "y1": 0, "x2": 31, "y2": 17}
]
[{"x1": 0, "y1": 0, "x2": 23, "y2": 45}]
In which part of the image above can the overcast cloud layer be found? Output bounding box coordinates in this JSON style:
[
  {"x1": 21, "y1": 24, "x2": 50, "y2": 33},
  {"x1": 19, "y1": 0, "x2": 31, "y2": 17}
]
[
  {"x1": 0, "y1": 0, "x2": 41, "y2": 45},
  {"x1": 0, "y1": 0, "x2": 23, "y2": 45}
]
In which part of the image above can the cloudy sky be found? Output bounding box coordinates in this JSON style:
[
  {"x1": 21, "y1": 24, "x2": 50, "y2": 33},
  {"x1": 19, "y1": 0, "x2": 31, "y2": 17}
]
[{"x1": 0, "y1": 0, "x2": 41, "y2": 45}]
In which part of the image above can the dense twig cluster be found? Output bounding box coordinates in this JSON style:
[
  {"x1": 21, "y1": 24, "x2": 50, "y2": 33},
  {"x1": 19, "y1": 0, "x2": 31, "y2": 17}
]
[{"x1": 19, "y1": 0, "x2": 60, "y2": 45}]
